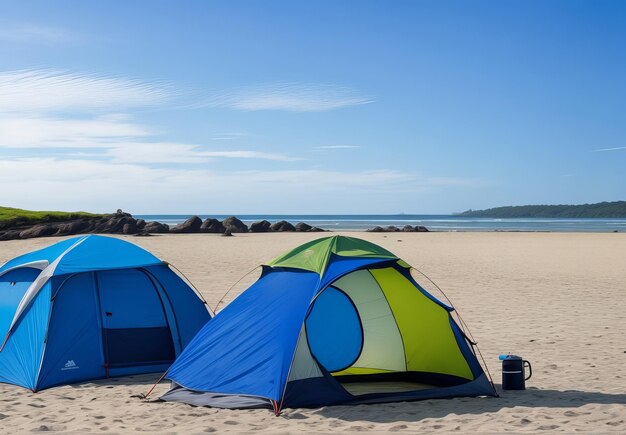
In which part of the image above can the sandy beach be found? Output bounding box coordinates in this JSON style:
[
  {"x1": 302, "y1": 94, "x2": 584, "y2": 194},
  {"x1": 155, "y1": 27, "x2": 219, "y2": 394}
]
[{"x1": 0, "y1": 232, "x2": 624, "y2": 433}]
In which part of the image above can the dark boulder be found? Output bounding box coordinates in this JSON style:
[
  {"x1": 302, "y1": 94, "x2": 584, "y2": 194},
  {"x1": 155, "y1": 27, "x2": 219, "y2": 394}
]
[
  {"x1": 416, "y1": 226, "x2": 429, "y2": 232},
  {"x1": 270, "y1": 220, "x2": 296, "y2": 232},
  {"x1": 55, "y1": 219, "x2": 93, "y2": 236},
  {"x1": 222, "y1": 228, "x2": 233, "y2": 237},
  {"x1": 201, "y1": 218, "x2": 225, "y2": 233},
  {"x1": 19, "y1": 224, "x2": 57, "y2": 239},
  {"x1": 135, "y1": 219, "x2": 146, "y2": 229},
  {"x1": 368, "y1": 225, "x2": 421, "y2": 232},
  {"x1": 171, "y1": 216, "x2": 203, "y2": 233},
  {"x1": 249, "y1": 220, "x2": 271, "y2": 233},
  {"x1": 143, "y1": 221, "x2": 170, "y2": 233},
  {"x1": 94, "y1": 216, "x2": 134, "y2": 233},
  {"x1": 0, "y1": 220, "x2": 17, "y2": 232},
  {"x1": 295, "y1": 222, "x2": 312, "y2": 232},
  {"x1": 115, "y1": 209, "x2": 132, "y2": 218},
  {"x1": 309, "y1": 226, "x2": 326, "y2": 232},
  {"x1": 222, "y1": 216, "x2": 248, "y2": 233},
  {"x1": 123, "y1": 222, "x2": 139, "y2": 235},
  {"x1": 0, "y1": 230, "x2": 22, "y2": 241}
]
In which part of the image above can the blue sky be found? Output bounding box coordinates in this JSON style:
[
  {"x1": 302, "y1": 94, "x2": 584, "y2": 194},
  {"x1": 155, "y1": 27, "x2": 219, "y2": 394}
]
[{"x1": 0, "y1": 1, "x2": 624, "y2": 214}]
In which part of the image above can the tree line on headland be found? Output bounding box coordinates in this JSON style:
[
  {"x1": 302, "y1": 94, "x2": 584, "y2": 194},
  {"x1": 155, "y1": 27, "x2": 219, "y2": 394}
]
[{"x1": 459, "y1": 201, "x2": 626, "y2": 218}]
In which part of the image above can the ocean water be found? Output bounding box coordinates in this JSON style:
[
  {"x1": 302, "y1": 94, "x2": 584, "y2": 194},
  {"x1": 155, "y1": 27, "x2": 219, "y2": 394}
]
[{"x1": 135, "y1": 214, "x2": 626, "y2": 232}]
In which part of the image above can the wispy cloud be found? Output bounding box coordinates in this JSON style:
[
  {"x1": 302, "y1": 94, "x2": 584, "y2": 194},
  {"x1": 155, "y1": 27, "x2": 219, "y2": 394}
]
[
  {"x1": 0, "y1": 157, "x2": 482, "y2": 212},
  {"x1": 315, "y1": 145, "x2": 361, "y2": 149},
  {"x1": 202, "y1": 82, "x2": 373, "y2": 112},
  {"x1": 198, "y1": 150, "x2": 299, "y2": 161},
  {"x1": 0, "y1": 69, "x2": 298, "y2": 162},
  {"x1": 0, "y1": 116, "x2": 298, "y2": 162},
  {"x1": 0, "y1": 69, "x2": 171, "y2": 113},
  {"x1": 593, "y1": 146, "x2": 626, "y2": 152},
  {"x1": 0, "y1": 23, "x2": 74, "y2": 44},
  {"x1": 0, "y1": 115, "x2": 150, "y2": 148},
  {"x1": 210, "y1": 133, "x2": 250, "y2": 141},
  {"x1": 106, "y1": 143, "x2": 300, "y2": 163},
  {"x1": 0, "y1": 67, "x2": 478, "y2": 212}
]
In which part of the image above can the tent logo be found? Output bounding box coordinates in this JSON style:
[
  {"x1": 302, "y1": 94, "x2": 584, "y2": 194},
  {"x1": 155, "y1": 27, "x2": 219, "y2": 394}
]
[{"x1": 62, "y1": 360, "x2": 78, "y2": 370}]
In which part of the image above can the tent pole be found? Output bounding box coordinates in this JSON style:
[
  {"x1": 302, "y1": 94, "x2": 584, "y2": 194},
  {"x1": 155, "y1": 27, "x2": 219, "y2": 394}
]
[
  {"x1": 411, "y1": 266, "x2": 498, "y2": 395},
  {"x1": 214, "y1": 265, "x2": 262, "y2": 313}
]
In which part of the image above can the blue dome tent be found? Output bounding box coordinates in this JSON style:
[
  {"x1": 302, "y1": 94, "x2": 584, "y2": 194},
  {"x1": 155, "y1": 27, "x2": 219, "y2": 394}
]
[
  {"x1": 0, "y1": 235, "x2": 212, "y2": 391},
  {"x1": 161, "y1": 236, "x2": 496, "y2": 413}
]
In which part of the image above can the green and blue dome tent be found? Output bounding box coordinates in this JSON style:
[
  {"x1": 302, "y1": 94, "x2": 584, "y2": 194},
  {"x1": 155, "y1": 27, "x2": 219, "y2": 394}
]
[
  {"x1": 0, "y1": 235, "x2": 212, "y2": 391},
  {"x1": 161, "y1": 236, "x2": 496, "y2": 412}
]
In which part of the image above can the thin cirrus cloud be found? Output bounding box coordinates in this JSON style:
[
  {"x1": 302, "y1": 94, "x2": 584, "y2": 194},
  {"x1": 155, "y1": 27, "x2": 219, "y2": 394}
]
[
  {"x1": 0, "y1": 117, "x2": 298, "y2": 163},
  {"x1": 593, "y1": 146, "x2": 626, "y2": 152},
  {"x1": 0, "y1": 158, "x2": 420, "y2": 199},
  {"x1": 105, "y1": 143, "x2": 300, "y2": 164},
  {"x1": 0, "y1": 69, "x2": 299, "y2": 163},
  {"x1": 202, "y1": 82, "x2": 374, "y2": 112},
  {"x1": 315, "y1": 145, "x2": 361, "y2": 149},
  {"x1": 0, "y1": 69, "x2": 172, "y2": 113},
  {"x1": 0, "y1": 157, "x2": 481, "y2": 212},
  {"x1": 0, "y1": 67, "x2": 477, "y2": 210},
  {"x1": 0, "y1": 115, "x2": 151, "y2": 148}
]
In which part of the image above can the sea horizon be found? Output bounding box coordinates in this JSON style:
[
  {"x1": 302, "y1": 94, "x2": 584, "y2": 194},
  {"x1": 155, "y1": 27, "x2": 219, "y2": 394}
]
[{"x1": 135, "y1": 214, "x2": 626, "y2": 232}]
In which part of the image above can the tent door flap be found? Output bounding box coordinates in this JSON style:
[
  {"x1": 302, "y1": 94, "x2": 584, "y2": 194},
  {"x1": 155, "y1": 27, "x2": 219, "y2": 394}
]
[{"x1": 96, "y1": 269, "x2": 176, "y2": 368}]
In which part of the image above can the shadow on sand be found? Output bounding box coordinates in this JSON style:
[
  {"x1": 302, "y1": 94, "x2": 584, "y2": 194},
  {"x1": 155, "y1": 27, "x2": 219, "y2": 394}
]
[
  {"x1": 67, "y1": 373, "x2": 165, "y2": 389},
  {"x1": 298, "y1": 386, "x2": 626, "y2": 422}
]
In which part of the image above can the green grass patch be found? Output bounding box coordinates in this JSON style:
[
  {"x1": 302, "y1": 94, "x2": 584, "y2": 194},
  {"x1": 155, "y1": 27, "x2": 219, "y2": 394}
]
[{"x1": 0, "y1": 206, "x2": 101, "y2": 224}]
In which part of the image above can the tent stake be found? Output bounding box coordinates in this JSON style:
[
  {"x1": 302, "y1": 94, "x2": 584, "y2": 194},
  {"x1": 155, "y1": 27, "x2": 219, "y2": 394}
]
[{"x1": 143, "y1": 370, "x2": 168, "y2": 399}]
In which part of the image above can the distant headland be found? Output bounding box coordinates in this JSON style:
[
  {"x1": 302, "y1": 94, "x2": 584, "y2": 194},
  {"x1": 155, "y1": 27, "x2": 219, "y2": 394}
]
[{"x1": 458, "y1": 201, "x2": 626, "y2": 218}]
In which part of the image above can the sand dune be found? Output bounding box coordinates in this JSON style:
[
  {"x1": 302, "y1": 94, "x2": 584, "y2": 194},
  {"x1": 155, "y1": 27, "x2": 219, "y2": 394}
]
[{"x1": 0, "y1": 232, "x2": 624, "y2": 433}]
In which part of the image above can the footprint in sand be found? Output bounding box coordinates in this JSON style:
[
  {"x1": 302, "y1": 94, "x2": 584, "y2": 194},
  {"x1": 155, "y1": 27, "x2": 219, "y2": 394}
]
[
  {"x1": 537, "y1": 424, "x2": 560, "y2": 430},
  {"x1": 389, "y1": 424, "x2": 408, "y2": 431},
  {"x1": 30, "y1": 425, "x2": 67, "y2": 432}
]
